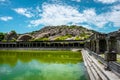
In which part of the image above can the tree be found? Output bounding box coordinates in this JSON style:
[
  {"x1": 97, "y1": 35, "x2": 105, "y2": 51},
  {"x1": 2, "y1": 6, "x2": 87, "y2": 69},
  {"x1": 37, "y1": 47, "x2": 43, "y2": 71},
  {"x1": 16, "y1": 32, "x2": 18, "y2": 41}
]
[
  {"x1": 11, "y1": 30, "x2": 17, "y2": 34},
  {"x1": 0, "y1": 32, "x2": 4, "y2": 41},
  {"x1": 6, "y1": 30, "x2": 17, "y2": 42}
]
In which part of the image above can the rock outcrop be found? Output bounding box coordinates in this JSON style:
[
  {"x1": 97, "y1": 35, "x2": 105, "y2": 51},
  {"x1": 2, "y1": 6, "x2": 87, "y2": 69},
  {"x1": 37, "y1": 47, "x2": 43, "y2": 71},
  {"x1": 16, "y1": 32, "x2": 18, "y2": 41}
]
[
  {"x1": 17, "y1": 34, "x2": 33, "y2": 41},
  {"x1": 31, "y1": 25, "x2": 94, "y2": 40}
]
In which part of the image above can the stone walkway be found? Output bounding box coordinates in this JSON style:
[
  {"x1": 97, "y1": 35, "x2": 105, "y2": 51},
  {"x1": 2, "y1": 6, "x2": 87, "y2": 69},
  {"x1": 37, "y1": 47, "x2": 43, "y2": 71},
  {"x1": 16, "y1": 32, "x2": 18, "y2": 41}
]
[{"x1": 81, "y1": 49, "x2": 120, "y2": 80}]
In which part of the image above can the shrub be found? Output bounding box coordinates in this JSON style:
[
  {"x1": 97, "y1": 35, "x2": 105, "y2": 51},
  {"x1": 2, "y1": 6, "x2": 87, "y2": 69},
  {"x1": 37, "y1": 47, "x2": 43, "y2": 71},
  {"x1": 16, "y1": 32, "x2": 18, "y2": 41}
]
[
  {"x1": 34, "y1": 38, "x2": 49, "y2": 41},
  {"x1": 55, "y1": 35, "x2": 72, "y2": 40},
  {"x1": 1, "y1": 40, "x2": 7, "y2": 42}
]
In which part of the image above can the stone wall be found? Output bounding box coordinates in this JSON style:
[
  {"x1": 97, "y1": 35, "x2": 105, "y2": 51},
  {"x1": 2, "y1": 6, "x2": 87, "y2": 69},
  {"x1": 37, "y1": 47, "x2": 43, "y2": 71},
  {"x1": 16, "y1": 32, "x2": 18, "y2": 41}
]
[{"x1": 117, "y1": 40, "x2": 120, "y2": 53}]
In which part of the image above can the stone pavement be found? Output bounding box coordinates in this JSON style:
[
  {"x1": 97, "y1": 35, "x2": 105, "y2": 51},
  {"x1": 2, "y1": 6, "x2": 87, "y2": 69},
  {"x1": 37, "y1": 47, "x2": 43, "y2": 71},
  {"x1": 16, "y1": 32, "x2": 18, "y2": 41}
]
[{"x1": 81, "y1": 49, "x2": 120, "y2": 80}]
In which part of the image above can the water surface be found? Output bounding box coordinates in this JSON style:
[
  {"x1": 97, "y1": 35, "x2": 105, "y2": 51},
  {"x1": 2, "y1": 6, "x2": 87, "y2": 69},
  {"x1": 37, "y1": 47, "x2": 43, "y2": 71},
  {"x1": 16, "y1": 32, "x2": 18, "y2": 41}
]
[{"x1": 0, "y1": 50, "x2": 89, "y2": 80}]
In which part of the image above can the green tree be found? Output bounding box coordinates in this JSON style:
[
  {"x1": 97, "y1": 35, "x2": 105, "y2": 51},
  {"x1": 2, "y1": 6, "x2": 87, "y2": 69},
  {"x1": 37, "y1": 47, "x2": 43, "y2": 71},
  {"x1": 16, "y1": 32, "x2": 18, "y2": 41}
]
[
  {"x1": 0, "y1": 32, "x2": 4, "y2": 41},
  {"x1": 11, "y1": 30, "x2": 17, "y2": 34},
  {"x1": 6, "y1": 30, "x2": 17, "y2": 42}
]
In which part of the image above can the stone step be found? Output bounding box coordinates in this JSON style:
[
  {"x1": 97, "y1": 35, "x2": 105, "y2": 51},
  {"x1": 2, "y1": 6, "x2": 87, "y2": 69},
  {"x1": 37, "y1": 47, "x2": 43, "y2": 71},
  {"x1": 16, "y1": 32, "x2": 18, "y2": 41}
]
[
  {"x1": 85, "y1": 54, "x2": 101, "y2": 80},
  {"x1": 81, "y1": 49, "x2": 120, "y2": 80},
  {"x1": 84, "y1": 50, "x2": 108, "y2": 80},
  {"x1": 82, "y1": 50, "x2": 96, "y2": 80}
]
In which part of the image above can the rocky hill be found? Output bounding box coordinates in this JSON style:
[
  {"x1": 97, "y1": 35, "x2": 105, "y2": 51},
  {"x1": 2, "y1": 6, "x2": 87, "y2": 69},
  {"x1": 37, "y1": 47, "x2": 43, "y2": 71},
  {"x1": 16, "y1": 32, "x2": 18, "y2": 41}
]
[
  {"x1": 30, "y1": 25, "x2": 94, "y2": 41},
  {"x1": 0, "y1": 25, "x2": 95, "y2": 42}
]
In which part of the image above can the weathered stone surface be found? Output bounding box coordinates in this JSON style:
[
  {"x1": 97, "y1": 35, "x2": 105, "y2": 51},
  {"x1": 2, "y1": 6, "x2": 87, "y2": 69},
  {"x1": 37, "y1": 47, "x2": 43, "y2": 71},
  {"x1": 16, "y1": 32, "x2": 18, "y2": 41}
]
[
  {"x1": 108, "y1": 29, "x2": 120, "y2": 53},
  {"x1": 109, "y1": 29, "x2": 120, "y2": 38},
  {"x1": 17, "y1": 34, "x2": 33, "y2": 41},
  {"x1": 86, "y1": 28, "x2": 120, "y2": 54},
  {"x1": 34, "y1": 32, "x2": 50, "y2": 39},
  {"x1": 82, "y1": 49, "x2": 120, "y2": 80},
  {"x1": 32, "y1": 25, "x2": 93, "y2": 40}
]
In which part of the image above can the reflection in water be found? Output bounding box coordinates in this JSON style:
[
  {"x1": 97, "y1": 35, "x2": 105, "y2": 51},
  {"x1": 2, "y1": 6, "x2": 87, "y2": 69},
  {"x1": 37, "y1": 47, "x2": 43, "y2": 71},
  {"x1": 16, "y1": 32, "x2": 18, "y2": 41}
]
[
  {"x1": 0, "y1": 51, "x2": 89, "y2": 80},
  {"x1": 0, "y1": 51, "x2": 83, "y2": 66}
]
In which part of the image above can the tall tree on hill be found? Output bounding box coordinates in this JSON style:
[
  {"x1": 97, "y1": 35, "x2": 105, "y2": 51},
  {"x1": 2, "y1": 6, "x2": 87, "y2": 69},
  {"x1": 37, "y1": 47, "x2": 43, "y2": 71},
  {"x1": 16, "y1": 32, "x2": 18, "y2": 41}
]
[
  {"x1": 5, "y1": 30, "x2": 17, "y2": 42},
  {"x1": 0, "y1": 32, "x2": 4, "y2": 41}
]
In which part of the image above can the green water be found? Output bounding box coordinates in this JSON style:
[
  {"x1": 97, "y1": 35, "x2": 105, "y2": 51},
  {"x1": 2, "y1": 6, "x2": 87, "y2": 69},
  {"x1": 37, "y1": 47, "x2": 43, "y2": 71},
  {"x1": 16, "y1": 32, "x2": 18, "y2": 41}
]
[{"x1": 0, "y1": 50, "x2": 89, "y2": 80}]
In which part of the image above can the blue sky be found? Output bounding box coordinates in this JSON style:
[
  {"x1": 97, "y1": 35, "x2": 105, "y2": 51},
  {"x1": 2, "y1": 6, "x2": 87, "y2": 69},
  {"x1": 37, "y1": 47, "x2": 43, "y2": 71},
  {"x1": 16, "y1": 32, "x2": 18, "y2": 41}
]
[{"x1": 0, "y1": 0, "x2": 120, "y2": 33}]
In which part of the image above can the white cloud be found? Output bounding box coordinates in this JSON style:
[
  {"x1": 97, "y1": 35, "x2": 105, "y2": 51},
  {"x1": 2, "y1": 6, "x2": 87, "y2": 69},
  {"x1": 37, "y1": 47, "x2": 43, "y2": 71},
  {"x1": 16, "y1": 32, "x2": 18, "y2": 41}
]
[
  {"x1": 0, "y1": 0, "x2": 6, "y2": 2},
  {"x1": 94, "y1": 0, "x2": 118, "y2": 4},
  {"x1": 0, "y1": 16, "x2": 13, "y2": 21},
  {"x1": 30, "y1": 4, "x2": 107, "y2": 28},
  {"x1": 0, "y1": 0, "x2": 10, "y2": 5},
  {"x1": 36, "y1": 6, "x2": 42, "y2": 13},
  {"x1": 13, "y1": 8, "x2": 33, "y2": 18},
  {"x1": 29, "y1": 3, "x2": 120, "y2": 29},
  {"x1": 112, "y1": 5, "x2": 120, "y2": 11},
  {"x1": 80, "y1": 24, "x2": 93, "y2": 30},
  {"x1": 30, "y1": 4, "x2": 84, "y2": 27},
  {"x1": 101, "y1": 5, "x2": 120, "y2": 27},
  {"x1": 71, "y1": 0, "x2": 81, "y2": 2},
  {"x1": 84, "y1": 9, "x2": 108, "y2": 28},
  {"x1": 109, "y1": 11, "x2": 120, "y2": 27}
]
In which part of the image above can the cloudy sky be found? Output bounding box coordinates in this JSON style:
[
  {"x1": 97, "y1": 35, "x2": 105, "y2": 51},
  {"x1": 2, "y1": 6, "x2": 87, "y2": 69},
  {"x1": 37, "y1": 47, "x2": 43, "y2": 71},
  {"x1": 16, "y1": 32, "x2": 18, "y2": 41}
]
[{"x1": 0, "y1": 0, "x2": 120, "y2": 33}]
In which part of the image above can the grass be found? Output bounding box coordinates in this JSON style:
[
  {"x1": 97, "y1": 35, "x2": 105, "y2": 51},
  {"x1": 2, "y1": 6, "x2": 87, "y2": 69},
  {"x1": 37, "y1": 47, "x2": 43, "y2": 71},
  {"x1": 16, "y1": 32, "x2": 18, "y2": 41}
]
[
  {"x1": 117, "y1": 54, "x2": 120, "y2": 63},
  {"x1": 33, "y1": 37, "x2": 49, "y2": 41},
  {"x1": 55, "y1": 35, "x2": 72, "y2": 40},
  {"x1": 99, "y1": 54, "x2": 104, "y2": 58},
  {"x1": 117, "y1": 58, "x2": 120, "y2": 63},
  {"x1": 0, "y1": 50, "x2": 80, "y2": 54}
]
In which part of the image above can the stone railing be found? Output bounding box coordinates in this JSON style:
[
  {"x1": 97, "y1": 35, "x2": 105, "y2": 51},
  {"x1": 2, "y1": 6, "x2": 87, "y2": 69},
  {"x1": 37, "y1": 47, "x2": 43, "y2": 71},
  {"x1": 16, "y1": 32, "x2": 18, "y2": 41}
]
[
  {"x1": 86, "y1": 48, "x2": 120, "y2": 77},
  {"x1": 109, "y1": 62, "x2": 120, "y2": 77}
]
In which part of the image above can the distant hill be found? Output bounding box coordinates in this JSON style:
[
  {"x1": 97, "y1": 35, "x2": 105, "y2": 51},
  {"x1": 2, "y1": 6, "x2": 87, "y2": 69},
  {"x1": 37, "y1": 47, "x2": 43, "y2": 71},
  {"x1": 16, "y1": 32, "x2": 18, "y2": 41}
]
[{"x1": 1, "y1": 25, "x2": 96, "y2": 42}]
